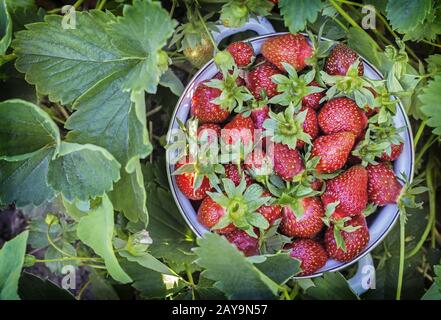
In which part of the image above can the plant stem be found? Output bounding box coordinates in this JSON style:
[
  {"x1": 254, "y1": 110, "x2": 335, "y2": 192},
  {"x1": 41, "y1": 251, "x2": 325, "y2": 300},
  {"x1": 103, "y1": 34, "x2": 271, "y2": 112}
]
[
  {"x1": 195, "y1": 8, "x2": 218, "y2": 52},
  {"x1": 422, "y1": 39, "x2": 441, "y2": 49},
  {"x1": 73, "y1": 0, "x2": 85, "y2": 9},
  {"x1": 396, "y1": 211, "x2": 406, "y2": 300},
  {"x1": 185, "y1": 264, "x2": 196, "y2": 300},
  {"x1": 76, "y1": 279, "x2": 92, "y2": 300},
  {"x1": 406, "y1": 162, "x2": 435, "y2": 258},
  {"x1": 35, "y1": 257, "x2": 101, "y2": 263},
  {"x1": 415, "y1": 135, "x2": 437, "y2": 165},
  {"x1": 1, "y1": 53, "x2": 16, "y2": 64},
  {"x1": 413, "y1": 120, "x2": 427, "y2": 148},
  {"x1": 96, "y1": 0, "x2": 107, "y2": 10}
]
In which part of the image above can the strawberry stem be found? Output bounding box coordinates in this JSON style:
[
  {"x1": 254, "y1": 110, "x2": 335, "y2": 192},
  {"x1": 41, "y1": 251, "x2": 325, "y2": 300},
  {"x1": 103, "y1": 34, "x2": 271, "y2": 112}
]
[{"x1": 396, "y1": 211, "x2": 405, "y2": 300}]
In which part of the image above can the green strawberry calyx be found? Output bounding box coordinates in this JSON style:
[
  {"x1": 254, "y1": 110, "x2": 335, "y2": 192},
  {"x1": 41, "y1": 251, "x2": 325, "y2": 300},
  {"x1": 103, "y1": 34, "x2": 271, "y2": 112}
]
[
  {"x1": 263, "y1": 103, "x2": 312, "y2": 150},
  {"x1": 269, "y1": 62, "x2": 324, "y2": 106},
  {"x1": 208, "y1": 178, "x2": 272, "y2": 237},
  {"x1": 321, "y1": 60, "x2": 381, "y2": 109},
  {"x1": 206, "y1": 60, "x2": 253, "y2": 113}
]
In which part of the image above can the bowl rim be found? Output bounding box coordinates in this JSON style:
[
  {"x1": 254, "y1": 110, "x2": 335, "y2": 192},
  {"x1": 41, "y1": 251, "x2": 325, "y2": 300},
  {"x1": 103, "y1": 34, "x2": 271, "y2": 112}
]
[{"x1": 165, "y1": 32, "x2": 415, "y2": 278}]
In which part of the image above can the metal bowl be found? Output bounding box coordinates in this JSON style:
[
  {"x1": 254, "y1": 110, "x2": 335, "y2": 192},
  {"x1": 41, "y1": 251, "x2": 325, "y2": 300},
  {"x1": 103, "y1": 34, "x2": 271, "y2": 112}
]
[{"x1": 166, "y1": 32, "x2": 414, "y2": 279}]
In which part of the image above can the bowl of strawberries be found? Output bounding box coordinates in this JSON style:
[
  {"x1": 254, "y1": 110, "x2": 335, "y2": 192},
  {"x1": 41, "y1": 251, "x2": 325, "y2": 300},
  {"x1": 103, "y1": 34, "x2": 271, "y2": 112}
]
[{"x1": 166, "y1": 30, "x2": 414, "y2": 278}]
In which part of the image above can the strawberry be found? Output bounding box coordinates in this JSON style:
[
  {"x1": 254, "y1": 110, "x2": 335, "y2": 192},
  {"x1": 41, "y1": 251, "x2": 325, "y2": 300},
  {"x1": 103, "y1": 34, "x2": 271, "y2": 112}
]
[
  {"x1": 244, "y1": 148, "x2": 273, "y2": 182},
  {"x1": 318, "y1": 97, "x2": 367, "y2": 137},
  {"x1": 267, "y1": 142, "x2": 305, "y2": 181},
  {"x1": 226, "y1": 41, "x2": 255, "y2": 67},
  {"x1": 310, "y1": 178, "x2": 324, "y2": 191},
  {"x1": 224, "y1": 163, "x2": 252, "y2": 186},
  {"x1": 197, "y1": 123, "x2": 221, "y2": 144},
  {"x1": 226, "y1": 229, "x2": 259, "y2": 256},
  {"x1": 200, "y1": 179, "x2": 273, "y2": 236},
  {"x1": 257, "y1": 191, "x2": 282, "y2": 225},
  {"x1": 367, "y1": 162, "x2": 402, "y2": 206},
  {"x1": 298, "y1": 107, "x2": 319, "y2": 148},
  {"x1": 311, "y1": 131, "x2": 356, "y2": 174},
  {"x1": 261, "y1": 33, "x2": 313, "y2": 72},
  {"x1": 324, "y1": 44, "x2": 364, "y2": 76},
  {"x1": 379, "y1": 143, "x2": 403, "y2": 162},
  {"x1": 222, "y1": 113, "x2": 255, "y2": 145},
  {"x1": 198, "y1": 195, "x2": 236, "y2": 233},
  {"x1": 175, "y1": 160, "x2": 213, "y2": 201},
  {"x1": 302, "y1": 80, "x2": 326, "y2": 110},
  {"x1": 251, "y1": 104, "x2": 270, "y2": 130},
  {"x1": 191, "y1": 81, "x2": 230, "y2": 123},
  {"x1": 279, "y1": 197, "x2": 325, "y2": 238},
  {"x1": 183, "y1": 34, "x2": 214, "y2": 69},
  {"x1": 324, "y1": 215, "x2": 370, "y2": 262},
  {"x1": 321, "y1": 165, "x2": 368, "y2": 217},
  {"x1": 286, "y1": 239, "x2": 328, "y2": 276},
  {"x1": 246, "y1": 62, "x2": 280, "y2": 99}
]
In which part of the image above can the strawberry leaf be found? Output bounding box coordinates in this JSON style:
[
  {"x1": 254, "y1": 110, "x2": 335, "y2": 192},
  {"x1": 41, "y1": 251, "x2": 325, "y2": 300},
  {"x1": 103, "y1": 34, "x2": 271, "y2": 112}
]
[
  {"x1": 386, "y1": 0, "x2": 432, "y2": 35},
  {"x1": 48, "y1": 142, "x2": 121, "y2": 202},
  {"x1": 0, "y1": 231, "x2": 28, "y2": 300},
  {"x1": 0, "y1": 99, "x2": 60, "y2": 161},
  {"x1": 76, "y1": 194, "x2": 132, "y2": 284},
  {"x1": 194, "y1": 233, "x2": 279, "y2": 299},
  {"x1": 253, "y1": 252, "x2": 301, "y2": 284},
  {"x1": 279, "y1": 0, "x2": 323, "y2": 33},
  {"x1": 420, "y1": 75, "x2": 441, "y2": 135},
  {"x1": 0, "y1": 0, "x2": 12, "y2": 55},
  {"x1": 304, "y1": 272, "x2": 359, "y2": 300}
]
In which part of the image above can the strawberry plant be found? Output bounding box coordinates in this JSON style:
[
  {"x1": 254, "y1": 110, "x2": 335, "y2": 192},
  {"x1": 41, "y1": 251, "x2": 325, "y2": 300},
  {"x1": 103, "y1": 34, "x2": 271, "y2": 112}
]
[{"x1": 0, "y1": 0, "x2": 440, "y2": 301}]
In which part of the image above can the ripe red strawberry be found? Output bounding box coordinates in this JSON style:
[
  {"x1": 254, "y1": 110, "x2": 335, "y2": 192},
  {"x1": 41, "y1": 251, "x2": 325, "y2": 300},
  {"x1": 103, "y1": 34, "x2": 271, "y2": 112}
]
[
  {"x1": 302, "y1": 81, "x2": 326, "y2": 110},
  {"x1": 279, "y1": 197, "x2": 325, "y2": 238},
  {"x1": 311, "y1": 132, "x2": 356, "y2": 174},
  {"x1": 257, "y1": 191, "x2": 282, "y2": 225},
  {"x1": 318, "y1": 98, "x2": 367, "y2": 137},
  {"x1": 325, "y1": 215, "x2": 370, "y2": 262},
  {"x1": 324, "y1": 44, "x2": 364, "y2": 76},
  {"x1": 379, "y1": 143, "x2": 403, "y2": 162},
  {"x1": 191, "y1": 81, "x2": 230, "y2": 123},
  {"x1": 197, "y1": 123, "x2": 221, "y2": 143},
  {"x1": 222, "y1": 114, "x2": 255, "y2": 145},
  {"x1": 261, "y1": 33, "x2": 313, "y2": 72},
  {"x1": 224, "y1": 163, "x2": 252, "y2": 186},
  {"x1": 226, "y1": 41, "x2": 255, "y2": 67},
  {"x1": 175, "y1": 160, "x2": 213, "y2": 201},
  {"x1": 286, "y1": 239, "x2": 328, "y2": 276},
  {"x1": 198, "y1": 196, "x2": 236, "y2": 234},
  {"x1": 244, "y1": 148, "x2": 273, "y2": 182},
  {"x1": 246, "y1": 62, "x2": 280, "y2": 99},
  {"x1": 226, "y1": 229, "x2": 259, "y2": 256},
  {"x1": 250, "y1": 104, "x2": 270, "y2": 129},
  {"x1": 267, "y1": 142, "x2": 305, "y2": 181},
  {"x1": 321, "y1": 165, "x2": 368, "y2": 217},
  {"x1": 367, "y1": 162, "x2": 402, "y2": 206},
  {"x1": 298, "y1": 107, "x2": 319, "y2": 149}
]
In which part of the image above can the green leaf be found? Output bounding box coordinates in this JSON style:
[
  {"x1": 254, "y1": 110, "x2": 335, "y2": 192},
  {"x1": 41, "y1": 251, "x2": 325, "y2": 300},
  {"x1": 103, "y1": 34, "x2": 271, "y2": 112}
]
[
  {"x1": 48, "y1": 142, "x2": 121, "y2": 202},
  {"x1": 194, "y1": 233, "x2": 279, "y2": 299},
  {"x1": 109, "y1": 160, "x2": 147, "y2": 223},
  {"x1": 0, "y1": 147, "x2": 55, "y2": 207},
  {"x1": 65, "y1": 72, "x2": 151, "y2": 167},
  {"x1": 279, "y1": 0, "x2": 323, "y2": 33},
  {"x1": 304, "y1": 272, "x2": 359, "y2": 300},
  {"x1": 427, "y1": 54, "x2": 441, "y2": 74},
  {"x1": 12, "y1": 10, "x2": 128, "y2": 105},
  {"x1": 0, "y1": 99, "x2": 60, "y2": 161},
  {"x1": 0, "y1": 0, "x2": 12, "y2": 55},
  {"x1": 253, "y1": 253, "x2": 301, "y2": 284},
  {"x1": 18, "y1": 272, "x2": 75, "y2": 300},
  {"x1": 77, "y1": 194, "x2": 132, "y2": 284},
  {"x1": 119, "y1": 250, "x2": 174, "y2": 276},
  {"x1": 420, "y1": 75, "x2": 441, "y2": 135},
  {"x1": 88, "y1": 270, "x2": 119, "y2": 300},
  {"x1": 386, "y1": 0, "x2": 432, "y2": 34},
  {"x1": 159, "y1": 69, "x2": 184, "y2": 96},
  {"x1": 108, "y1": 0, "x2": 177, "y2": 94},
  {"x1": 0, "y1": 231, "x2": 28, "y2": 300}
]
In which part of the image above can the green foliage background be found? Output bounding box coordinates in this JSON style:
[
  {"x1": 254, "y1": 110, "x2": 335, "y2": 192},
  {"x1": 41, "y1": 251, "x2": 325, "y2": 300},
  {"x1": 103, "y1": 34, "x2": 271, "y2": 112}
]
[{"x1": 0, "y1": 0, "x2": 440, "y2": 300}]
